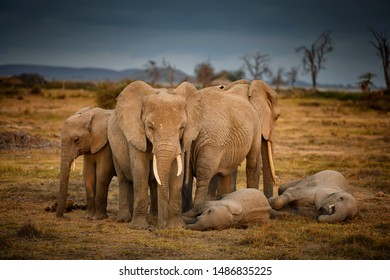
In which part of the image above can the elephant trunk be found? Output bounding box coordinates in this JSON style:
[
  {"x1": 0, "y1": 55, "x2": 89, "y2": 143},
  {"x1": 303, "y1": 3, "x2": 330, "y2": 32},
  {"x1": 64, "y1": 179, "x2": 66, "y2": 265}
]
[
  {"x1": 57, "y1": 144, "x2": 76, "y2": 217},
  {"x1": 261, "y1": 138, "x2": 276, "y2": 198},
  {"x1": 152, "y1": 144, "x2": 182, "y2": 226}
]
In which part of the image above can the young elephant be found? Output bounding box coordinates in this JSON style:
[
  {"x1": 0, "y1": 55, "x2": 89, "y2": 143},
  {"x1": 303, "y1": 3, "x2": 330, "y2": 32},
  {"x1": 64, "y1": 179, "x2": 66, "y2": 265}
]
[
  {"x1": 183, "y1": 189, "x2": 271, "y2": 230},
  {"x1": 57, "y1": 107, "x2": 115, "y2": 220},
  {"x1": 269, "y1": 170, "x2": 358, "y2": 223}
]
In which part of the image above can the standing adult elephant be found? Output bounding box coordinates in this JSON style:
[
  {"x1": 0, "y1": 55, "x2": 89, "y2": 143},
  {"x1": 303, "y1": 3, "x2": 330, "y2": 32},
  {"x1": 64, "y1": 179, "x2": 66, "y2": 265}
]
[
  {"x1": 183, "y1": 80, "x2": 280, "y2": 211},
  {"x1": 108, "y1": 81, "x2": 202, "y2": 229},
  {"x1": 57, "y1": 107, "x2": 115, "y2": 220}
]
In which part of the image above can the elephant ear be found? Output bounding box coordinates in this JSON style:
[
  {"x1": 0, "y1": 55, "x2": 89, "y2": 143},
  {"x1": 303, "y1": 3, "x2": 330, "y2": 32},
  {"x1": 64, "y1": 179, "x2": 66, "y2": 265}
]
[
  {"x1": 89, "y1": 108, "x2": 112, "y2": 154},
  {"x1": 249, "y1": 80, "x2": 280, "y2": 141},
  {"x1": 224, "y1": 200, "x2": 243, "y2": 215},
  {"x1": 314, "y1": 188, "x2": 337, "y2": 210},
  {"x1": 115, "y1": 81, "x2": 157, "y2": 152},
  {"x1": 173, "y1": 82, "x2": 203, "y2": 152}
]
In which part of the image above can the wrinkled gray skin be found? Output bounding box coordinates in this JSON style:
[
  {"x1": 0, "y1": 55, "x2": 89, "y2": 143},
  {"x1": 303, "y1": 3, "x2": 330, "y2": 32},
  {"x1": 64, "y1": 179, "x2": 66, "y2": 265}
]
[
  {"x1": 183, "y1": 189, "x2": 271, "y2": 230},
  {"x1": 108, "y1": 81, "x2": 202, "y2": 229},
  {"x1": 57, "y1": 107, "x2": 115, "y2": 220},
  {"x1": 183, "y1": 80, "x2": 280, "y2": 212},
  {"x1": 269, "y1": 170, "x2": 358, "y2": 223}
]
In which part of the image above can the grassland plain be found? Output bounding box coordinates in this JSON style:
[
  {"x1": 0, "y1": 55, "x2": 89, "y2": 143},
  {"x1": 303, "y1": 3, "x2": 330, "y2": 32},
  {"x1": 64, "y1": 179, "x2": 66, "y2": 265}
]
[{"x1": 0, "y1": 88, "x2": 389, "y2": 260}]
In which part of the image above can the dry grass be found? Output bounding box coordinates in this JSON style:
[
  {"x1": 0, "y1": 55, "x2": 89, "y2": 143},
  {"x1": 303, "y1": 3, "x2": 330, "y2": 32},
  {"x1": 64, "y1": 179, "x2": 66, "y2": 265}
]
[{"x1": 0, "y1": 89, "x2": 389, "y2": 259}]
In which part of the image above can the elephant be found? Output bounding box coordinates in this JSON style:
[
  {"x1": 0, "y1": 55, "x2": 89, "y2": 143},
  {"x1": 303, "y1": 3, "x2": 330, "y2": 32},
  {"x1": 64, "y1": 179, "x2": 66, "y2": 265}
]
[
  {"x1": 182, "y1": 79, "x2": 280, "y2": 212},
  {"x1": 57, "y1": 107, "x2": 115, "y2": 220},
  {"x1": 268, "y1": 170, "x2": 358, "y2": 223},
  {"x1": 108, "y1": 81, "x2": 202, "y2": 229},
  {"x1": 183, "y1": 188, "x2": 271, "y2": 230}
]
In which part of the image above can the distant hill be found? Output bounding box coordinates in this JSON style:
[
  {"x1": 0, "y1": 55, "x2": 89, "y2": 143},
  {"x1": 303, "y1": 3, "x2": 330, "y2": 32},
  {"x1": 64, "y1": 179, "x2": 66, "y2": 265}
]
[{"x1": 0, "y1": 64, "x2": 191, "y2": 83}]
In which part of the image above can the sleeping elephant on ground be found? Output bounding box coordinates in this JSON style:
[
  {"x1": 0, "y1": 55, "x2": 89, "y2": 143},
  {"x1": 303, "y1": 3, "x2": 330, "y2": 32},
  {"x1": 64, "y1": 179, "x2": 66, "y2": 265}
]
[
  {"x1": 182, "y1": 80, "x2": 280, "y2": 212},
  {"x1": 183, "y1": 188, "x2": 271, "y2": 230},
  {"x1": 108, "y1": 81, "x2": 202, "y2": 228},
  {"x1": 57, "y1": 107, "x2": 115, "y2": 220},
  {"x1": 268, "y1": 170, "x2": 358, "y2": 223}
]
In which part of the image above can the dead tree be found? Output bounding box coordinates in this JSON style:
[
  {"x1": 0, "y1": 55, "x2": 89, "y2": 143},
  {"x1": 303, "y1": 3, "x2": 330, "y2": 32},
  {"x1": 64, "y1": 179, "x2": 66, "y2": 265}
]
[
  {"x1": 162, "y1": 57, "x2": 176, "y2": 87},
  {"x1": 369, "y1": 27, "x2": 390, "y2": 95},
  {"x1": 296, "y1": 31, "x2": 334, "y2": 90},
  {"x1": 145, "y1": 60, "x2": 160, "y2": 85},
  {"x1": 241, "y1": 51, "x2": 271, "y2": 80},
  {"x1": 286, "y1": 66, "x2": 299, "y2": 87}
]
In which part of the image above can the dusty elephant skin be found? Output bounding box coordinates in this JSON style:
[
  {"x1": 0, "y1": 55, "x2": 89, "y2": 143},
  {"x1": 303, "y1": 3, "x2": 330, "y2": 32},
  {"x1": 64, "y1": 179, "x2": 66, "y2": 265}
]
[
  {"x1": 269, "y1": 170, "x2": 358, "y2": 223},
  {"x1": 57, "y1": 107, "x2": 115, "y2": 220},
  {"x1": 183, "y1": 79, "x2": 280, "y2": 212},
  {"x1": 183, "y1": 189, "x2": 271, "y2": 231},
  {"x1": 108, "y1": 81, "x2": 202, "y2": 229}
]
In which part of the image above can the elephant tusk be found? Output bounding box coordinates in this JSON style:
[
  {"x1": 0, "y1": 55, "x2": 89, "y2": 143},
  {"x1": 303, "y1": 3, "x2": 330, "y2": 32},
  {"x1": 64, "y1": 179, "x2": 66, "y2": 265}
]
[
  {"x1": 176, "y1": 154, "x2": 183, "y2": 177},
  {"x1": 267, "y1": 141, "x2": 277, "y2": 184},
  {"x1": 72, "y1": 159, "x2": 76, "y2": 172},
  {"x1": 153, "y1": 154, "x2": 162, "y2": 186}
]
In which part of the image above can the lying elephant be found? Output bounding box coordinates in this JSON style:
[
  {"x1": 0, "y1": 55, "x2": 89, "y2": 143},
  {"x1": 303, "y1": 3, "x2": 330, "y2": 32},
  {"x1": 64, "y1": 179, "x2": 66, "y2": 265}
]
[
  {"x1": 183, "y1": 189, "x2": 271, "y2": 230},
  {"x1": 269, "y1": 170, "x2": 358, "y2": 223}
]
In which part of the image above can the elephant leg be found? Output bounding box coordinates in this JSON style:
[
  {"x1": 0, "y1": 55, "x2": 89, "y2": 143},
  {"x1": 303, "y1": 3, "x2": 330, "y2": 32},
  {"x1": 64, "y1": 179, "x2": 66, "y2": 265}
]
[
  {"x1": 246, "y1": 140, "x2": 262, "y2": 190},
  {"x1": 83, "y1": 155, "x2": 96, "y2": 219},
  {"x1": 93, "y1": 159, "x2": 114, "y2": 220},
  {"x1": 117, "y1": 176, "x2": 133, "y2": 222},
  {"x1": 149, "y1": 179, "x2": 158, "y2": 217},
  {"x1": 166, "y1": 171, "x2": 185, "y2": 228},
  {"x1": 268, "y1": 192, "x2": 295, "y2": 210},
  {"x1": 207, "y1": 175, "x2": 219, "y2": 200},
  {"x1": 129, "y1": 152, "x2": 150, "y2": 229},
  {"x1": 216, "y1": 174, "x2": 235, "y2": 198}
]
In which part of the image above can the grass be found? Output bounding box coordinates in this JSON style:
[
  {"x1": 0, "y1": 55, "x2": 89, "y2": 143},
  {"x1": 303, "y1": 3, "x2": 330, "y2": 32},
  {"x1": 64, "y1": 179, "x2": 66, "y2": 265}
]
[{"x1": 0, "y1": 87, "x2": 389, "y2": 260}]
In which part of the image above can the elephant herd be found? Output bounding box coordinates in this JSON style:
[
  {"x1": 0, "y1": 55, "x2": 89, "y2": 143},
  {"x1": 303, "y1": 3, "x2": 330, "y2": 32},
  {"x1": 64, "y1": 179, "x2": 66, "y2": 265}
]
[{"x1": 56, "y1": 80, "x2": 358, "y2": 230}]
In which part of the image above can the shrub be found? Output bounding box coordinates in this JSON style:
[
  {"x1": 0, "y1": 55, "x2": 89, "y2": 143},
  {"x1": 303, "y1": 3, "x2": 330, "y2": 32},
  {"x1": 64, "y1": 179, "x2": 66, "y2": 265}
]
[{"x1": 96, "y1": 80, "x2": 132, "y2": 109}]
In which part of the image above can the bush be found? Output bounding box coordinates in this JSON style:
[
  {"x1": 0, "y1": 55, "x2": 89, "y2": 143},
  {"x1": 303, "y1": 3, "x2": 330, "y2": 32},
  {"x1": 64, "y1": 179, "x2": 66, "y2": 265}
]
[{"x1": 96, "y1": 80, "x2": 132, "y2": 109}]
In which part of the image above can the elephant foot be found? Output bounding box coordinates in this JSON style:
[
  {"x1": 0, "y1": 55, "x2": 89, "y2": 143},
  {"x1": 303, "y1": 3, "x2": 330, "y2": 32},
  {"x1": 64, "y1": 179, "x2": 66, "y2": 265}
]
[
  {"x1": 166, "y1": 217, "x2": 185, "y2": 228},
  {"x1": 85, "y1": 209, "x2": 95, "y2": 220},
  {"x1": 117, "y1": 211, "x2": 132, "y2": 223},
  {"x1": 93, "y1": 212, "x2": 109, "y2": 220},
  {"x1": 129, "y1": 217, "x2": 150, "y2": 230},
  {"x1": 268, "y1": 197, "x2": 284, "y2": 210}
]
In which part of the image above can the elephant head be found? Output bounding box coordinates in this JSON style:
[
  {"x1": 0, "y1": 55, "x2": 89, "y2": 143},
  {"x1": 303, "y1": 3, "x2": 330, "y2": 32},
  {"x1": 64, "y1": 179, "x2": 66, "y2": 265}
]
[
  {"x1": 57, "y1": 107, "x2": 111, "y2": 217},
  {"x1": 315, "y1": 191, "x2": 358, "y2": 223},
  {"x1": 224, "y1": 80, "x2": 281, "y2": 198},
  {"x1": 185, "y1": 201, "x2": 242, "y2": 231},
  {"x1": 115, "y1": 81, "x2": 202, "y2": 226}
]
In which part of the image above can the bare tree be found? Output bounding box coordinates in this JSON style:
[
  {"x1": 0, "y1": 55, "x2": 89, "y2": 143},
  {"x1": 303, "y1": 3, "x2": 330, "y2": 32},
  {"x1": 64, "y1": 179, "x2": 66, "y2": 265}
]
[
  {"x1": 241, "y1": 51, "x2": 271, "y2": 80},
  {"x1": 296, "y1": 31, "x2": 335, "y2": 90},
  {"x1": 271, "y1": 67, "x2": 285, "y2": 90},
  {"x1": 285, "y1": 66, "x2": 299, "y2": 87},
  {"x1": 162, "y1": 57, "x2": 176, "y2": 87},
  {"x1": 369, "y1": 27, "x2": 390, "y2": 95},
  {"x1": 145, "y1": 60, "x2": 160, "y2": 85},
  {"x1": 195, "y1": 61, "x2": 215, "y2": 88},
  {"x1": 357, "y1": 72, "x2": 376, "y2": 93}
]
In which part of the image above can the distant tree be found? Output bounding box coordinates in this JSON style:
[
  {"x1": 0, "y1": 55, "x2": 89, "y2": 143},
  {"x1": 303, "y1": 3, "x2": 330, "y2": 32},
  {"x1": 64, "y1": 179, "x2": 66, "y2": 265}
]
[
  {"x1": 285, "y1": 66, "x2": 299, "y2": 87},
  {"x1": 215, "y1": 69, "x2": 245, "y2": 82},
  {"x1": 296, "y1": 31, "x2": 335, "y2": 90},
  {"x1": 162, "y1": 57, "x2": 176, "y2": 87},
  {"x1": 271, "y1": 67, "x2": 285, "y2": 90},
  {"x1": 241, "y1": 51, "x2": 272, "y2": 80},
  {"x1": 195, "y1": 61, "x2": 215, "y2": 87},
  {"x1": 145, "y1": 60, "x2": 160, "y2": 85},
  {"x1": 369, "y1": 27, "x2": 390, "y2": 95},
  {"x1": 18, "y1": 73, "x2": 46, "y2": 87},
  {"x1": 357, "y1": 72, "x2": 376, "y2": 93}
]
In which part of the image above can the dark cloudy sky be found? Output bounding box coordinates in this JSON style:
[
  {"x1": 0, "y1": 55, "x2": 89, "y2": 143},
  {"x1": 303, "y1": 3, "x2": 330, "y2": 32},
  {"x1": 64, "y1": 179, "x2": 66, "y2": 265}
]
[{"x1": 1, "y1": 0, "x2": 389, "y2": 86}]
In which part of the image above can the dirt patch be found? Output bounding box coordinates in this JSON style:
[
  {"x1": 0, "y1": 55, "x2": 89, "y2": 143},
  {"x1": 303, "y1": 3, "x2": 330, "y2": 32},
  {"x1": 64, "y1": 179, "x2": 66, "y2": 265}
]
[{"x1": 0, "y1": 130, "x2": 58, "y2": 149}]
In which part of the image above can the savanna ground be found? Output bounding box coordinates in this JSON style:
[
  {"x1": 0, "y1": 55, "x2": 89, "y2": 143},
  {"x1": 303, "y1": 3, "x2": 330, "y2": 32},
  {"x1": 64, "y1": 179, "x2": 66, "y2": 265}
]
[{"x1": 0, "y1": 86, "x2": 389, "y2": 260}]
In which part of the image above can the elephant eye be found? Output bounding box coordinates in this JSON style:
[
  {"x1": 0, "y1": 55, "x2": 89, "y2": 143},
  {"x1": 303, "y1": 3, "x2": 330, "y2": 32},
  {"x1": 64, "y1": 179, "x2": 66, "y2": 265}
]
[
  {"x1": 146, "y1": 123, "x2": 154, "y2": 131},
  {"x1": 74, "y1": 137, "x2": 80, "y2": 143},
  {"x1": 340, "y1": 196, "x2": 344, "y2": 200}
]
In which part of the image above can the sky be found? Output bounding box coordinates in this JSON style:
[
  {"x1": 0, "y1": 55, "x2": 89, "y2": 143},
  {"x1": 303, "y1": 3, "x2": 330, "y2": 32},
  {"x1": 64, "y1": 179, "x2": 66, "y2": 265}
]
[{"x1": 0, "y1": 0, "x2": 389, "y2": 86}]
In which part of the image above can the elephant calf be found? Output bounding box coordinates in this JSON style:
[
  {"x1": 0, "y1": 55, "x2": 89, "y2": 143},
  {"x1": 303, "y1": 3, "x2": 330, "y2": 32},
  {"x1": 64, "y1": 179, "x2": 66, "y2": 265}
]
[
  {"x1": 183, "y1": 189, "x2": 271, "y2": 230},
  {"x1": 269, "y1": 170, "x2": 358, "y2": 223}
]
